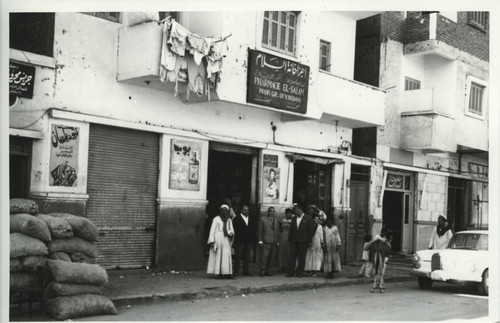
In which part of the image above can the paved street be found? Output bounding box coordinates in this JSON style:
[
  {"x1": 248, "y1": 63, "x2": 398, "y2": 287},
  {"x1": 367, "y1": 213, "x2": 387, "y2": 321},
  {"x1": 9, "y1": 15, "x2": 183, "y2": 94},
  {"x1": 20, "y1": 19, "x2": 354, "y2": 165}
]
[{"x1": 73, "y1": 280, "x2": 488, "y2": 321}]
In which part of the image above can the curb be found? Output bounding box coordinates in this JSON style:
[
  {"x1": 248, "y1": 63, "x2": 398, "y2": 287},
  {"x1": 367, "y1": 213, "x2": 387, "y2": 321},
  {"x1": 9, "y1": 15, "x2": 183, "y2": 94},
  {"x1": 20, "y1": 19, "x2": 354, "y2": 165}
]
[{"x1": 111, "y1": 275, "x2": 416, "y2": 308}]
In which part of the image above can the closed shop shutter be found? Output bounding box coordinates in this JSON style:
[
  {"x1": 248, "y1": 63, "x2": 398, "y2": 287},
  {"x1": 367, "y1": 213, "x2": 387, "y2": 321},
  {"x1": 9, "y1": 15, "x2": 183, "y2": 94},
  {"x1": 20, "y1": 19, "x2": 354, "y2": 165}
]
[{"x1": 87, "y1": 124, "x2": 159, "y2": 269}]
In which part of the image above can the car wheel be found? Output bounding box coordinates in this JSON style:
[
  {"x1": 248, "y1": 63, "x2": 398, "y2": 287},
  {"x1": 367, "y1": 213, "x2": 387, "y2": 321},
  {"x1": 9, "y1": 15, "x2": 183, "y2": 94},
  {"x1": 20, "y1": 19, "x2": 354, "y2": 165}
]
[
  {"x1": 477, "y1": 269, "x2": 488, "y2": 296},
  {"x1": 417, "y1": 276, "x2": 433, "y2": 289}
]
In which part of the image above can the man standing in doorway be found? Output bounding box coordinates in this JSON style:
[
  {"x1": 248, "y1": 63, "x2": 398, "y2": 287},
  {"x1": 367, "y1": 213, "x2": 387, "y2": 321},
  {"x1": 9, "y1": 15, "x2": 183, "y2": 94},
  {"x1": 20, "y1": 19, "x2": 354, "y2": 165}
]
[
  {"x1": 233, "y1": 204, "x2": 255, "y2": 276},
  {"x1": 257, "y1": 206, "x2": 280, "y2": 276},
  {"x1": 287, "y1": 204, "x2": 315, "y2": 278}
]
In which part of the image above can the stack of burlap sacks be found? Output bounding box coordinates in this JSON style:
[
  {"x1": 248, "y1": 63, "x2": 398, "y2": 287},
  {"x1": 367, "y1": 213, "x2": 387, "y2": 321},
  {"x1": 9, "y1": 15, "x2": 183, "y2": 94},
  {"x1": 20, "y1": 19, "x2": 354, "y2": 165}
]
[{"x1": 10, "y1": 198, "x2": 118, "y2": 320}]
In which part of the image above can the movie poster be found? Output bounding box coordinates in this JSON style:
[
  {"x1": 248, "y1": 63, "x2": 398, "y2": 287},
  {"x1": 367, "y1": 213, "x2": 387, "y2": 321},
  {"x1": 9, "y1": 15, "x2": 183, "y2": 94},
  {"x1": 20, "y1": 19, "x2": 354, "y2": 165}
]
[
  {"x1": 263, "y1": 154, "x2": 280, "y2": 203},
  {"x1": 49, "y1": 124, "x2": 79, "y2": 187}
]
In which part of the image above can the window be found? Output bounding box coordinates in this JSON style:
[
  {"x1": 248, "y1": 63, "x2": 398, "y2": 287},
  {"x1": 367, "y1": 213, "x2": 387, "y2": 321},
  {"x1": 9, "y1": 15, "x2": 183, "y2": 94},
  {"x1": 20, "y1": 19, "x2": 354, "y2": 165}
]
[
  {"x1": 10, "y1": 13, "x2": 55, "y2": 57},
  {"x1": 465, "y1": 76, "x2": 487, "y2": 118},
  {"x1": 468, "y1": 82, "x2": 485, "y2": 115},
  {"x1": 319, "y1": 40, "x2": 331, "y2": 72},
  {"x1": 262, "y1": 11, "x2": 297, "y2": 56},
  {"x1": 405, "y1": 77, "x2": 421, "y2": 91},
  {"x1": 468, "y1": 163, "x2": 488, "y2": 179},
  {"x1": 468, "y1": 11, "x2": 488, "y2": 31}
]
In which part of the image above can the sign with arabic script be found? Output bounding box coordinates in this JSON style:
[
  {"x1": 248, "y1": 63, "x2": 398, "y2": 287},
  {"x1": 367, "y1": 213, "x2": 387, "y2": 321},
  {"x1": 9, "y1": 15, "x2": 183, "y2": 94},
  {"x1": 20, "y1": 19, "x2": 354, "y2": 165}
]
[
  {"x1": 386, "y1": 174, "x2": 404, "y2": 190},
  {"x1": 247, "y1": 49, "x2": 309, "y2": 114},
  {"x1": 9, "y1": 61, "x2": 35, "y2": 99}
]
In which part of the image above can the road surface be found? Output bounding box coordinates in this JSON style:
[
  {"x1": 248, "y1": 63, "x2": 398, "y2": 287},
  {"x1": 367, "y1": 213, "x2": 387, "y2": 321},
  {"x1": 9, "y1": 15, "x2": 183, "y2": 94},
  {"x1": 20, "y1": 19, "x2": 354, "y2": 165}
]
[{"x1": 71, "y1": 280, "x2": 488, "y2": 321}]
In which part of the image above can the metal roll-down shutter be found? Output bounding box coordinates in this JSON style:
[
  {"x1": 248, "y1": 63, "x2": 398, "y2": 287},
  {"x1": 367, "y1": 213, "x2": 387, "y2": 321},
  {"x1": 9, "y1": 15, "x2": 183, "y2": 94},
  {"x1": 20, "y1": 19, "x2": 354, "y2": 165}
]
[{"x1": 86, "y1": 124, "x2": 159, "y2": 269}]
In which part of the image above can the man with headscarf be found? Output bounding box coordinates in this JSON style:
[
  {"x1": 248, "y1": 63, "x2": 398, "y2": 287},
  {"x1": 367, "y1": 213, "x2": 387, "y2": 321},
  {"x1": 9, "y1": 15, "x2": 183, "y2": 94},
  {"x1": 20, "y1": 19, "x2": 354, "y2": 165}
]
[
  {"x1": 428, "y1": 215, "x2": 453, "y2": 250},
  {"x1": 207, "y1": 204, "x2": 235, "y2": 279}
]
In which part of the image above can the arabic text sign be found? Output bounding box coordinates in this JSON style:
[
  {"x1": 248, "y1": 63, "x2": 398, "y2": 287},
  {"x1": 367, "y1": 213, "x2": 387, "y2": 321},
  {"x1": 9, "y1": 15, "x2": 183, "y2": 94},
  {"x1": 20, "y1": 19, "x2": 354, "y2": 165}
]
[
  {"x1": 247, "y1": 49, "x2": 309, "y2": 114},
  {"x1": 386, "y1": 174, "x2": 404, "y2": 189},
  {"x1": 9, "y1": 61, "x2": 35, "y2": 99}
]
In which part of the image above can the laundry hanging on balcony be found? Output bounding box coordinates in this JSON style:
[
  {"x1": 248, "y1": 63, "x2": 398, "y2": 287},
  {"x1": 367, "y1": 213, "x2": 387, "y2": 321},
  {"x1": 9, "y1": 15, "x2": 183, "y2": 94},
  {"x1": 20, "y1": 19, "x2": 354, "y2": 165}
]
[{"x1": 159, "y1": 19, "x2": 229, "y2": 102}]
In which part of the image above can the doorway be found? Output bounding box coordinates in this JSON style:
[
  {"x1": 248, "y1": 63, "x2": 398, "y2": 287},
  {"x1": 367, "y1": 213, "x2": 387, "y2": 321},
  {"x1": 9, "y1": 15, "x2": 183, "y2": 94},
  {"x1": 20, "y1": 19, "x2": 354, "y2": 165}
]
[
  {"x1": 382, "y1": 191, "x2": 403, "y2": 252},
  {"x1": 10, "y1": 136, "x2": 32, "y2": 199},
  {"x1": 292, "y1": 160, "x2": 332, "y2": 215},
  {"x1": 448, "y1": 177, "x2": 465, "y2": 232}
]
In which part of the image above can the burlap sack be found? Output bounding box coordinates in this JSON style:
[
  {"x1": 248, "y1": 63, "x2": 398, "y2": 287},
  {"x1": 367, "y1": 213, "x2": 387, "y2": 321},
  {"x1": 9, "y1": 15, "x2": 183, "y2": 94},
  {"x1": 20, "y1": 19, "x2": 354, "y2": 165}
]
[
  {"x1": 49, "y1": 251, "x2": 72, "y2": 262},
  {"x1": 47, "y1": 260, "x2": 108, "y2": 285},
  {"x1": 10, "y1": 198, "x2": 39, "y2": 215},
  {"x1": 44, "y1": 281, "x2": 103, "y2": 300},
  {"x1": 10, "y1": 258, "x2": 23, "y2": 272},
  {"x1": 46, "y1": 294, "x2": 118, "y2": 320},
  {"x1": 49, "y1": 213, "x2": 99, "y2": 242},
  {"x1": 48, "y1": 237, "x2": 98, "y2": 258},
  {"x1": 10, "y1": 232, "x2": 48, "y2": 258},
  {"x1": 10, "y1": 272, "x2": 37, "y2": 289},
  {"x1": 10, "y1": 213, "x2": 51, "y2": 242},
  {"x1": 37, "y1": 213, "x2": 73, "y2": 239},
  {"x1": 70, "y1": 252, "x2": 92, "y2": 263},
  {"x1": 22, "y1": 255, "x2": 47, "y2": 271}
]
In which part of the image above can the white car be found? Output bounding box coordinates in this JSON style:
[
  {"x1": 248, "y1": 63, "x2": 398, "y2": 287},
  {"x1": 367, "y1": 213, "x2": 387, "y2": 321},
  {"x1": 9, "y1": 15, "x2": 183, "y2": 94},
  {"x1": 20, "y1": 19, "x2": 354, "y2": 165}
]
[{"x1": 410, "y1": 230, "x2": 489, "y2": 296}]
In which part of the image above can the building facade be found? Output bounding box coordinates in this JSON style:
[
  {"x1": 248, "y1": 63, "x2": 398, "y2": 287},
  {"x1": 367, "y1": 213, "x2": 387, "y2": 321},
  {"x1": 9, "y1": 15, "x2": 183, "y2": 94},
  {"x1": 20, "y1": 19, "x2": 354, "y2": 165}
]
[
  {"x1": 9, "y1": 11, "x2": 488, "y2": 271},
  {"x1": 353, "y1": 11, "x2": 489, "y2": 253}
]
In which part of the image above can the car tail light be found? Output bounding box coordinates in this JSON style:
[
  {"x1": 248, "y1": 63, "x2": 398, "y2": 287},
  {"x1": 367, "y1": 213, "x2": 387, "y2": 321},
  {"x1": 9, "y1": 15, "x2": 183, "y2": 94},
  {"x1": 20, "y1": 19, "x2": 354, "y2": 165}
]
[{"x1": 431, "y1": 253, "x2": 442, "y2": 271}]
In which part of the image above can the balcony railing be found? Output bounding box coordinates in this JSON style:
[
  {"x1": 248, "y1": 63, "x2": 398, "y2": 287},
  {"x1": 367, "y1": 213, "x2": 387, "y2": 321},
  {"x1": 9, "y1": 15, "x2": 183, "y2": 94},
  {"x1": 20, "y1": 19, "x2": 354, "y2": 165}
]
[{"x1": 401, "y1": 88, "x2": 454, "y2": 117}]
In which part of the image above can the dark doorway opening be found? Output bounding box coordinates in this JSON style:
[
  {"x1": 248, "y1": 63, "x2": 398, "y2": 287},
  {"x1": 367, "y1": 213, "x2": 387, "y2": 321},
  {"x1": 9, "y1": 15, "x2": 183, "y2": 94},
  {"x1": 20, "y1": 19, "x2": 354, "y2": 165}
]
[
  {"x1": 292, "y1": 160, "x2": 331, "y2": 215},
  {"x1": 10, "y1": 137, "x2": 32, "y2": 199},
  {"x1": 382, "y1": 191, "x2": 403, "y2": 252},
  {"x1": 205, "y1": 149, "x2": 254, "y2": 254},
  {"x1": 448, "y1": 177, "x2": 465, "y2": 232}
]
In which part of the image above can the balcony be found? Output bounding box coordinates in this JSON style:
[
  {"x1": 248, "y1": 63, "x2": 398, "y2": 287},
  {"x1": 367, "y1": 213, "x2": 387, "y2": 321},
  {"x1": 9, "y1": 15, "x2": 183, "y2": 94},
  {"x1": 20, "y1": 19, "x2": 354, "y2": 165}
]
[
  {"x1": 316, "y1": 71, "x2": 385, "y2": 128},
  {"x1": 401, "y1": 88, "x2": 454, "y2": 117},
  {"x1": 400, "y1": 113, "x2": 455, "y2": 153}
]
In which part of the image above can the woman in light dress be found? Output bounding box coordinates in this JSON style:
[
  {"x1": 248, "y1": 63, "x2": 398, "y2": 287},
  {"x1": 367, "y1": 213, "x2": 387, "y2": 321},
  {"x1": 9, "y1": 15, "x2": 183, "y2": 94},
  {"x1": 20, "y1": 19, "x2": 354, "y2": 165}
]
[
  {"x1": 323, "y1": 217, "x2": 342, "y2": 278},
  {"x1": 207, "y1": 204, "x2": 235, "y2": 279},
  {"x1": 304, "y1": 215, "x2": 324, "y2": 277}
]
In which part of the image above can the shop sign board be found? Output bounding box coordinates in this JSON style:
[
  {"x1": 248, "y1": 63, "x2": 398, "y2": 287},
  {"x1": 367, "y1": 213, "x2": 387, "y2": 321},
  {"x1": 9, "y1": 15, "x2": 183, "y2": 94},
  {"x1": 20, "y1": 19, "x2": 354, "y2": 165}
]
[
  {"x1": 9, "y1": 61, "x2": 35, "y2": 99},
  {"x1": 247, "y1": 49, "x2": 309, "y2": 114}
]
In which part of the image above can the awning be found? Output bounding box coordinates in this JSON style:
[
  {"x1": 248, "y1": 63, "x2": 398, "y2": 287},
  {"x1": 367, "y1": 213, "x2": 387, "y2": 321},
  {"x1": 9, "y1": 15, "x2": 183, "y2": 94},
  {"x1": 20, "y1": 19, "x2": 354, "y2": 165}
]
[{"x1": 287, "y1": 153, "x2": 344, "y2": 165}]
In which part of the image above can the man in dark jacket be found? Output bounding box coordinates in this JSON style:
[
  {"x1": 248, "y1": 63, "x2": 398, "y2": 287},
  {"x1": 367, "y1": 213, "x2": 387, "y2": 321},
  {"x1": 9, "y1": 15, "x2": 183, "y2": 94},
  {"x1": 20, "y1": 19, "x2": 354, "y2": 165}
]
[
  {"x1": 287, "y1": 204, "x2": 315, "y2": 277},
  {"x1": 232, "y1": 204, "x2": 255, "y2": 276}
]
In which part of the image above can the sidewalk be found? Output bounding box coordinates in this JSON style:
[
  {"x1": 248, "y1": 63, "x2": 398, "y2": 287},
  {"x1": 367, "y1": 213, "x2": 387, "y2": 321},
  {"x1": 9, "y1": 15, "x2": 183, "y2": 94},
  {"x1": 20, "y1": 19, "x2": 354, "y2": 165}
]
[{"x1": 106, "y1": 261, "x2": 415, "y2": 307}]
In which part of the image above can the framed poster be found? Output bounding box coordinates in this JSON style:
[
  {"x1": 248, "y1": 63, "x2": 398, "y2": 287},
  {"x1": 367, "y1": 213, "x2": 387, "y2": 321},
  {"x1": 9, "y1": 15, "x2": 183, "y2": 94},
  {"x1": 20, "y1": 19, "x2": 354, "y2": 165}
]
[
  {"x1": 169, "y1": 139, "x2": 201, "y2": 191},
  {"x1": 49, "y1": 124, "x2": 79, "y2": 187},
  {"x1": 263, "y1": 154, "x2": 279, "y2": 203}
]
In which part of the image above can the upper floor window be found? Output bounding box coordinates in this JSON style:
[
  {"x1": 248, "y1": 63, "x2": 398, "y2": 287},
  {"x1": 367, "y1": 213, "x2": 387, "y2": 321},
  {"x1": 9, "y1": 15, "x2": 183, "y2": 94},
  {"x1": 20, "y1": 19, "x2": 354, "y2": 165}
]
[
  {"x1": 465, "y1": 76, "x2": 487, "y2": 119},
  {"x1": 82, "y1": 12, "x2": 121, "y2": 23},
  {"x1": 405, "y1": 77, "x2": 421, "y2": 91},
  {"x1": 468, "y1": 11, "x2": 488, "y2": 31},
  {"x1": 262, "y1": 11, "x2": 297, "y2": 56},
  {"x1": 10, "y1": 13, "x2": 55, "y2": 57},
  {"x1": 468, "y1": 82, "x2": 485, "y2": 115},
  {"x1": 319, "y1": 40, "x2": 331, "y2": 72}
]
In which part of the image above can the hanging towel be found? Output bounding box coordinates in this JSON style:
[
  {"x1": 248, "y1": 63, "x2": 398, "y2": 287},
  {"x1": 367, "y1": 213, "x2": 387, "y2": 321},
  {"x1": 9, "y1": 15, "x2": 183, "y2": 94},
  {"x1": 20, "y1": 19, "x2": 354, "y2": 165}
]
[
  {"x1": 160, "y1": 21, "x2": 177, "y2": 83},
  {"x1": 168, "y1": 20, "x2": 190, "y2": 56},
  {"x1": 186, "y1": 55, "x2": 206, "y2": 101}
]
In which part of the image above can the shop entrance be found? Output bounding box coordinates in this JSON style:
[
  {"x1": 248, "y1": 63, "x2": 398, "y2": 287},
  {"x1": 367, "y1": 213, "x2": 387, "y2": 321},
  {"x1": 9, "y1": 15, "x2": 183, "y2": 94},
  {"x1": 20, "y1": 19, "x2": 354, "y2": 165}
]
[
  {"x1": 382, "y1": 172, "x2": 414, "y2": 253},
  {"x1": 292, "y1": 160, "x2": 332, "y2": 217},
  {"x1": 448, "y1": 177, "x2": 465, "y2": 232},
  {"x1": 205, "y1": 144, "x2": 257, "y2": 249}
]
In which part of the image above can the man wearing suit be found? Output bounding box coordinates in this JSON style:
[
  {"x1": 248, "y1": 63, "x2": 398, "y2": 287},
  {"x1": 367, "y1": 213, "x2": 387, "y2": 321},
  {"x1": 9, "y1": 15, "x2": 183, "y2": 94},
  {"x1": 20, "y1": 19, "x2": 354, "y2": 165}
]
[
  {"x1": 287, "y1": 204, "x2": 315, "y2": 277},
  {"x1": 233, "y1": 205, "x2": 255, "y2": 276},
  {"x1": 257, "y1": 207, "x2": 280, "y2": 276}
]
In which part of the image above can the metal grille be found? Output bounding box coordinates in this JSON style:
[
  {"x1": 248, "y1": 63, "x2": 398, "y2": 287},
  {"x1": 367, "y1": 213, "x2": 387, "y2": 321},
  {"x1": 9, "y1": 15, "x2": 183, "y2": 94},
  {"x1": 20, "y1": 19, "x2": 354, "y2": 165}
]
[
  {"x1": 431, "y1": 253, "x2": 442, "y2": 271},
  {"x1": 86, "y1": 124, "x2": 159, "y2": 269}
]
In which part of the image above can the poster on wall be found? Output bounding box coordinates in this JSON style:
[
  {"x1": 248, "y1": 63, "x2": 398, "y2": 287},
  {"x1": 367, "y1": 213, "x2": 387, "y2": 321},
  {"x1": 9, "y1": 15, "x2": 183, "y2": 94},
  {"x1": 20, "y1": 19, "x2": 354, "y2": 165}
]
[
  {"x1": 49, "y1": 124, "x2": 79, "y2": 187},
  {"x1": 263, "y1": 154, "x2": 280, "y2": 203},
  {"x1": 169, "y1": 139, "x2": 201, "y2": 191}
]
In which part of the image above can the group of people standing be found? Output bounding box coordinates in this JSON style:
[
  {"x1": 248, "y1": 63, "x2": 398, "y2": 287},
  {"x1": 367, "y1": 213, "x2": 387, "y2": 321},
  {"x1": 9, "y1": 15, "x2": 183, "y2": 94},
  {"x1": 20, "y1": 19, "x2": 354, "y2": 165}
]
[{"x1": 206, "y1": 203, "x2": 342, "y2": 279}]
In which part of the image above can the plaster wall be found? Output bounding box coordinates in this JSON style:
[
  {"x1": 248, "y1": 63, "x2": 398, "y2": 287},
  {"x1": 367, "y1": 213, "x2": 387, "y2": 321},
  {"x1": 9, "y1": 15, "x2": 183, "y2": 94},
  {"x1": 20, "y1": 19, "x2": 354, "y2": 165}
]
[
  {"x1": 318, "y1": 12, "x2": 356, "y2": 79},
  {"x1": 415, "y1": 173, "x2": 447, "y2": 222}
]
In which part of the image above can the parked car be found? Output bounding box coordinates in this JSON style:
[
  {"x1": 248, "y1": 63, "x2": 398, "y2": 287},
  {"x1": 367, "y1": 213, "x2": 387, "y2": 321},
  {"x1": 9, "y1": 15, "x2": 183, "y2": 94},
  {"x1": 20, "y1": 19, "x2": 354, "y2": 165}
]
[{"x1": 410, "y1": 230, "x2": 488, "y2": 296}]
